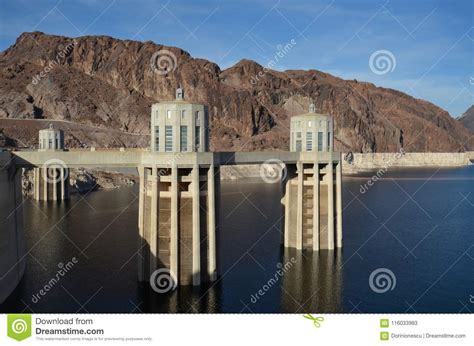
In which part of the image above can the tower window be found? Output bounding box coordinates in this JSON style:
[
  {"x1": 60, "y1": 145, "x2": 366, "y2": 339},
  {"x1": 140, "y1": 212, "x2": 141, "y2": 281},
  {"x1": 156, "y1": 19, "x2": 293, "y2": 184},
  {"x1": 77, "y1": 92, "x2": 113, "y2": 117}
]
[
  {"x1": 180, "y1": 126, "x2": 188, "y2": 152},
  {"x1": 317, "y1": 132, "x2": 323, "y2": 151},
  {"x1": 328, "y1": 132, "x2": 331, "y2": 150},
  {"x1": 165, "y1": 126, "x2": 173, "y2": 152},
  {"x1": 306, "y1": 132, "x2": 312, "y2": 151},
  {"x1": 181, "y1": 110, "x2": 186, "y2": 118},
  {"x1": 167, "y1": 110, "x2": 171, "y2": 119},
  {"x1": 195, "y1": 126, "x2": 201, "y2": 149},
  {"x1": 296, "y1": 140, "x2": 302, "y2": 152},
  {"x1": 155, "y1": 126, "x2": 159, "y2": 151},
  {"x1": 195, "y1": 111, "x2": 200, "y2": 121}
]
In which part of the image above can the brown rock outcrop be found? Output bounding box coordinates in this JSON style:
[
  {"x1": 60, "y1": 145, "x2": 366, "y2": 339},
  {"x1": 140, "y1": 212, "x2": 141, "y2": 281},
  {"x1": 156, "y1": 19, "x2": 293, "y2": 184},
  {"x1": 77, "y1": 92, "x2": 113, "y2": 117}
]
[
  {"x1": 1, "y1": 31, "x2": 472, "y2": 152},
  {"x1": 459, "y1": 105, "x2": 474, "y2": 133}
]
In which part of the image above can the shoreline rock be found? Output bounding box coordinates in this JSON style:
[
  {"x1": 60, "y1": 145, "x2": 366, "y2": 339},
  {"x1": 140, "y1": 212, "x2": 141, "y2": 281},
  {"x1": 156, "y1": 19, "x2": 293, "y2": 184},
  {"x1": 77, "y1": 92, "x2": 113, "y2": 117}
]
[{"x1": 22, "y1": 168, "x2": 137, "y2": 196}]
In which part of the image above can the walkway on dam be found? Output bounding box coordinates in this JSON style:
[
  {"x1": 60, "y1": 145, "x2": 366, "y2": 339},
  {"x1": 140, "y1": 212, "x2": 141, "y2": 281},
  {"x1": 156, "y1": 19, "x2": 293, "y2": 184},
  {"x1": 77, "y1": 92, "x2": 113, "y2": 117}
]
[{"x1": 10, "y1": 150, "x2": 340, "y2": 168}]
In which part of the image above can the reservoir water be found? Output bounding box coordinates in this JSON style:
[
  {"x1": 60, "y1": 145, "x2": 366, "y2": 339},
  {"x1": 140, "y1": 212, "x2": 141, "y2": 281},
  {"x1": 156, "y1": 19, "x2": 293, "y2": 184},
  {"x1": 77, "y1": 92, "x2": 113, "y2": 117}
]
[{"x1": 1, "y1": 166, "x2": 473, "y2": 313}]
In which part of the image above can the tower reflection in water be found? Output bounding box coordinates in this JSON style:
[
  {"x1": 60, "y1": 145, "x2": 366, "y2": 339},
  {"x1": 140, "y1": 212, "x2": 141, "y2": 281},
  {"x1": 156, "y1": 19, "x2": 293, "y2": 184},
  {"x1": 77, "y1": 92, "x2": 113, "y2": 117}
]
[
  {"x1": 139, "y1": 247, "x2": 342, "y2": 313},
  {"x1": 280, "y1": 248, "x2": 343, "y2": 313},
  {"x1": 139, "y1": 280, "x2": 222, "y2": 313}
]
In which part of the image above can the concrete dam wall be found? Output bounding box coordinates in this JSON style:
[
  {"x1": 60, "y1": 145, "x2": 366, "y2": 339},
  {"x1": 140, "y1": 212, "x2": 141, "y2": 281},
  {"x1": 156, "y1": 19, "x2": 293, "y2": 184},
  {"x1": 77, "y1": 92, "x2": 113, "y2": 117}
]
[
  {"x1": 0, "y1": 152, "x2": 26, "y2": 303},
  {"x1": 343, "y1": 152, "x2": 471, "y2": 173},
  {"x1": 219, "y1": 152, "x2": 473, "y2": 178}
]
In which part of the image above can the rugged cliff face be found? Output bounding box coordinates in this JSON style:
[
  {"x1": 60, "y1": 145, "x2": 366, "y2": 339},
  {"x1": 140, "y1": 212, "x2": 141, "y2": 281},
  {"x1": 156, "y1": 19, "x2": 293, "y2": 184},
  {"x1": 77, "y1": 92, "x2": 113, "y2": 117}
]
[
  {"x1": 1, "y1": 31, "x2": 473, "y2": 152},
  {"x1": 459, "y1": 105, "x2": 474, "y2": 133}
]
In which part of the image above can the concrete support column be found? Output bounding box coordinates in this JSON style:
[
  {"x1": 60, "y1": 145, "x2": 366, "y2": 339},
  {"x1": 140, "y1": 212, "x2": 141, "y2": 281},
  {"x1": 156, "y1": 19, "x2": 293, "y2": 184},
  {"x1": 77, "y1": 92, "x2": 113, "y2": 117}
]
[
  {"x1": 192, "y1": 163, "x2": 201, "y2": 285},
  {"x1": 296, "y1": 161, "x2": 303, "y2": 250},
  {"x1": 34, "y1": 168, "x2": 40, "y2": 200},
  {"x1": 336, "y1": 160, "x2": 343, "y2": 248},
  {"x1": 43, "y1": 168, "x2": 48, "y2": 201},
  {"x1": 60, "y1": 169, "x2": 65, "y2": 200},
  {"x1": 214, "y1": 164, "x2": 221, "y2": 277},
  {"x1": 34, "y1": 167, "x2": 69, "y2": 201},
  {"x1": 137, "y1": 166, "x2": 146, "y2": 282},
  {"x1": 63, "y1": 168, "x2": 70, "y2": 200},
  {"x1": 313, "y1": 160, "x2": 320, "y2": 251},
  {"x1": 170, "y1": 163, "x2": 179, "y2": 285},
  {"x1": 52, "y1": 169, "x2": 57, "y2": 201},
  {"x1": 207, "y1": 164, "x2": 217, "y2": 281},
  {"x1": 327, "y1": 162, "x2": 335, "y2": 250},
  {"x1": 283, "y1": 176, "x2": 290, "y2": 248},
  {"x1": 149, "y1": 165, "x2": 159, "y2": 274}
]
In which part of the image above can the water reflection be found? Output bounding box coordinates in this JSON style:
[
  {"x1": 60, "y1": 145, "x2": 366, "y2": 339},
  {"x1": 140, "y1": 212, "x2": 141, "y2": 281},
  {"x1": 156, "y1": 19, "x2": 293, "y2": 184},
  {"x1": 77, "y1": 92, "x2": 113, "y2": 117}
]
[
  {"x1": 136, "y1": 248, "x2": 343, "y2": 313},
  {"x1": 280, "y1": 248, "x2": 343, "y2": 313},
  {"x1": 138, "y1": 281, "x2": 222, "y2": 313},
  {"x1": 1, "y1": 167, "x2": 472, "y2": 313}
]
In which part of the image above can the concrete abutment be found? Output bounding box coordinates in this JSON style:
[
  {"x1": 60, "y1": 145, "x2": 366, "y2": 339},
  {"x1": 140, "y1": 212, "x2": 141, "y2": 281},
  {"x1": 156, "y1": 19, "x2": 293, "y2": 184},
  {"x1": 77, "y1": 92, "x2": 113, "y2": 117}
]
[{"x1": 0, "y1": 153, "x2": 26, "y2": 303}]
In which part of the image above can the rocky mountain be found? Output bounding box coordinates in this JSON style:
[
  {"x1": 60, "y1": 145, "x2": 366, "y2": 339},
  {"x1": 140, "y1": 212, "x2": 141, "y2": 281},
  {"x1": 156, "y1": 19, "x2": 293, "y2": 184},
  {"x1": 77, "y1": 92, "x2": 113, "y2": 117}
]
[
  {"x1": 1, "y1": 31, "x2": 473, "y2": 152},
  {"x1": 459, "y1": 105, "x2": 474, "y2": 133}
]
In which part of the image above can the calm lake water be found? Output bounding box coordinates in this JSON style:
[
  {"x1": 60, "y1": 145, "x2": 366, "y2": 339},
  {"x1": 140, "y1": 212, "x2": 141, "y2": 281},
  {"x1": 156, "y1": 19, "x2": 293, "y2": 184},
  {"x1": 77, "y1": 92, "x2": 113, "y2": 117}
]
[{"x1": 1, "y1": 166, "x2": 473, "y2": 313}]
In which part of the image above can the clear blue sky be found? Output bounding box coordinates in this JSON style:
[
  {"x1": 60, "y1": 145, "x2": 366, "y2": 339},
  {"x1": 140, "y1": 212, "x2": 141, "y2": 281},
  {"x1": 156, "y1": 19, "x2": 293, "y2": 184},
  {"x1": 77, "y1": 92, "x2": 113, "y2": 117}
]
[{"x1": 1, "y1": 0, "x2": 472, "y2": 116}]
